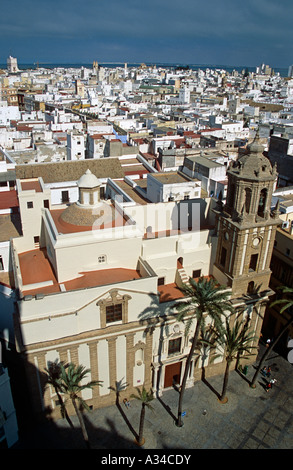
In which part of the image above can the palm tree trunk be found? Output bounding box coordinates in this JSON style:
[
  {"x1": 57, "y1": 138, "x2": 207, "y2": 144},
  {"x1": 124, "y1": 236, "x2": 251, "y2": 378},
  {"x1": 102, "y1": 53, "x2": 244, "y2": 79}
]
[
  {"x1": 220, "y1": 359, "x2": 231, "y2": 402},
  {"x1": 177, "y1": 318, "x2": 201, "y2": 427},
  {"x1": 72, "y1": 396, "x2": 90, "y2": 449},
  {"x1": 55, "y1": 388, "x2": 74, "y2": 428},
  {"x1": 250, "y1": 317, "x2": 293, "y2": 388},
  {"x1": 138, "y1": 403, "x2": 145, "y2": 445}
]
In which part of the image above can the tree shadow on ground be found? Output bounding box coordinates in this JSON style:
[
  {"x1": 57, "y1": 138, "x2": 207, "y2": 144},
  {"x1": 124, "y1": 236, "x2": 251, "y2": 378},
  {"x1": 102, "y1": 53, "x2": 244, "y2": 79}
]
[
  {"x1": 13, "y1": 408, "x2": 140, "y2": 450},
  {"x1": 156, "y1": 395, "x2": 177, "y2": 423},
  {"x1": 115, "y1": 401, "x2": 139, "y2": 443},
  {"x1": 4, "y1": 342, "x2": 140, "y2": 450},
  {"x1": 201, "y1": 366, "x2": 221, "y2": 400}
]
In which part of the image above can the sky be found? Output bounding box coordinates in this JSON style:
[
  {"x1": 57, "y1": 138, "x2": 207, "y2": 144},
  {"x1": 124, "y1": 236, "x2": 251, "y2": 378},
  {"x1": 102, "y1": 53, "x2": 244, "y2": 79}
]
[{"x1": 1, "y1": 0, "x2": 292, "y2": 69}]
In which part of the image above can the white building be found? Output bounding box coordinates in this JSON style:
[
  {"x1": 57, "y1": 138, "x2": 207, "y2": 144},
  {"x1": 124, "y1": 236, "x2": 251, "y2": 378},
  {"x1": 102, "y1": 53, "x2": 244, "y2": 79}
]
[
  {"x1": 146, "y1": 171, "x2": 201, "y2": 203},
  {"x1": 7, "y1": 56, "x2": 19, "y2": 74},
  {"x1": 66, "y1": 130, "x2": 85, "y2": 160}
]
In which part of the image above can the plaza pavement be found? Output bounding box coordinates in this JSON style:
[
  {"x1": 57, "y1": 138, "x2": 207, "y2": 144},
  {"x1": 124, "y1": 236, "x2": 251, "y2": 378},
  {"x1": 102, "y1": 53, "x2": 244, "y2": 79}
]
[{"x1": 13, "y1": 344, "x2": 293, "y2": 451}]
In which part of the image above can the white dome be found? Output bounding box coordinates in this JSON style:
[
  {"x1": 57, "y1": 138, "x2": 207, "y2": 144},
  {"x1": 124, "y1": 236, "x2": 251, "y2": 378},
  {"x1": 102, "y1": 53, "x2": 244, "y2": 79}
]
[{"x1": 77, "y1": 169, "x2": 101, "y2": 188}]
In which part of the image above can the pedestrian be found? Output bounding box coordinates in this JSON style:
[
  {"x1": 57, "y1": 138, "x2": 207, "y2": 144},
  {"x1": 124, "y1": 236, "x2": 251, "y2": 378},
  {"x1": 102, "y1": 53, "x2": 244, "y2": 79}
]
[
  {"x1": 261, "y1": 366, "x2": 267, "y2": 377},
  {"x1": 266, "y1": 378, "x2": 276, "y2": 392},
  {"x1": 266, "y1": 382, "x2": 272, "y2": 392},
  {"x1": 267, "y1": 366, "x2": 271, "y2": 378},
  {"x1": 123, "y1": 398, "x2": 130, "y2": 408},
  {"x1": 270, "y1": 378, "x2": 277, "y2": 388},
  {"x1": 266, "y1": 338, "x2": 271, "y2": 348}
]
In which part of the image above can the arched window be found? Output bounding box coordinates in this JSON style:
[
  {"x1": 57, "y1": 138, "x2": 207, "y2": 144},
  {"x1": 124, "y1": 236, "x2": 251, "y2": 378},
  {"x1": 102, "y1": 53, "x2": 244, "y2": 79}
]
[
  {"x1": 258, "y1": 188, "x2": 267, "y2": 217},
  {"x1": 247, "y1": 281, "x2": 255, "y2": 294},
  {"x1": 245, "y1": 188, "x2": 252, "y2": 213}
]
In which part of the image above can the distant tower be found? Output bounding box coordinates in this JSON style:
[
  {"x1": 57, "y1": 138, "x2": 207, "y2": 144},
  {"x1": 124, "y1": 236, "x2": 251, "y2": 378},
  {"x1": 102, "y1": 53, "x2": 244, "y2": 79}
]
[
  {"x1": 93, "y1": 61, "x2": 99, "y2": 73},
  {"x1": 288, "y1": 65, "x2": 293, "y2": 78},
  {"x1": 75, "y1": 79, "x2": 84, "y2": 98},
  {"x1": 7, "y1": 56, "x2": 19, "y2": 73}
]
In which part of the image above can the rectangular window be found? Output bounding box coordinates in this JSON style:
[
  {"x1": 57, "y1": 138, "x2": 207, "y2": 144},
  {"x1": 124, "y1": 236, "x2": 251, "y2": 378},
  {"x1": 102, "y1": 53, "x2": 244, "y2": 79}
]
[
  {"x1": 192, "y1": 269, "x2": 201, "y2": 278},
  {"x1": 158, "y1": 277, "x2": 165, "y2": 286},
  {"x1": 43, "y1": 199, "x2": 50, "y2": 209},
  {"x1": 249, "y1": 254, "x2": 258, "y2": 272},
  {"x1": 106, "y1": 304, "x2": 122, "y2": 323},
  {"x1": 27, "y1": 201, "x2": 33, "y2": 209},
  {"x1": 168, "y1": 338, "x2": 182, "y2": 355},
  {"x1": 61, "y1": 191, "x2": 69, "y2": 203},
  {"x1": 220, "y1": 247, "x2": 227, "y2": 267}
]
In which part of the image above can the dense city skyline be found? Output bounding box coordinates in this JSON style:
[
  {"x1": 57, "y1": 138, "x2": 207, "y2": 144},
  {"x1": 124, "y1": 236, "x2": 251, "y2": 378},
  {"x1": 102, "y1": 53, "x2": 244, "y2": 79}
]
[{"x1": 1, "y1": 0, "x2": 292, "y2": 69}]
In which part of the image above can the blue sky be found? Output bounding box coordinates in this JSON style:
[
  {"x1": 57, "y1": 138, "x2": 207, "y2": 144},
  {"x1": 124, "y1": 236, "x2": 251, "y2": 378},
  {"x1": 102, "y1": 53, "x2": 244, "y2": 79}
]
[{"x1": 1, "y1": 0, "x2": 292, "y2": 68}]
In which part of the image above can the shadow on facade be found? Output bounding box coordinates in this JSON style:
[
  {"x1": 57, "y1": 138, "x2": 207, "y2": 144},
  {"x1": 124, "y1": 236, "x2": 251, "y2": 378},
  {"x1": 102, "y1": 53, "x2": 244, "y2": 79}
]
[{"x1": 1, "y1": 340, "x2": 139, "y2": 449}]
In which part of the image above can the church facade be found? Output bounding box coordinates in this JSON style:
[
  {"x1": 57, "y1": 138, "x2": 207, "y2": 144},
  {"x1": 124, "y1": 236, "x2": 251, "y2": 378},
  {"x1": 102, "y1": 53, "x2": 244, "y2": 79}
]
[{"x1": 12, "y1": 134, "x2": 280, "y2": 419}]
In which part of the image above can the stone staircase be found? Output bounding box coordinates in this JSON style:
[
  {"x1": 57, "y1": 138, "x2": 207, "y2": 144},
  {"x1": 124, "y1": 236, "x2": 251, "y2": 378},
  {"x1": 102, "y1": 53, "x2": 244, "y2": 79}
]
[{"x1": 176, "y1": 267, "x2": 191, "y2": 288}]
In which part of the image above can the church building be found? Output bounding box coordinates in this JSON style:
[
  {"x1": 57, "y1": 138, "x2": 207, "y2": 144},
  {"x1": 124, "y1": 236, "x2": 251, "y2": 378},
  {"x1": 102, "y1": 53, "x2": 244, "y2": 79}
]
[{"x1": 11, "y1": 132, "x2": 281, "y2": 419}]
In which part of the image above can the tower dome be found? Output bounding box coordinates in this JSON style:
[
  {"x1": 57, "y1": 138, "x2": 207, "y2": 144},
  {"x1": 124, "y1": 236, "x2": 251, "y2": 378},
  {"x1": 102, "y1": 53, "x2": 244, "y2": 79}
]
[
  {"x1": 231, "y1": 130, "x2": 274, "y2": 180},
  {"x1": 78, "y1": 169, "x2": 101, "y2": 189},
  {"x1": 60, "y1": 169, "x2": 114, "y2": 227}
]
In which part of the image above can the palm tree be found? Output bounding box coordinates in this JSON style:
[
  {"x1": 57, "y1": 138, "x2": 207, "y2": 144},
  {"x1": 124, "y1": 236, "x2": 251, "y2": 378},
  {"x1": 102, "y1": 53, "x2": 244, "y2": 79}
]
[
  {"x1": 174, "y1": 276, "x2": 234, "y2": 426},
  {"x1": 250, "y1": 285, "x2": 293, "y2": 388},
  {"x1": 109, "y1": 378, "x2": 129, "y2": 406},
  {"x1": 212, "y1": 314, "x2": 257, "y2": 402},
  {"x1": 56, "y1": 362, "x2": 103, "y2": 448},
  {"x1": 45, "y1": 359, "x2": 74, "y2": 428},
  {"x1": 130, "y1": 386, "x2": 154, "y2": 446}
]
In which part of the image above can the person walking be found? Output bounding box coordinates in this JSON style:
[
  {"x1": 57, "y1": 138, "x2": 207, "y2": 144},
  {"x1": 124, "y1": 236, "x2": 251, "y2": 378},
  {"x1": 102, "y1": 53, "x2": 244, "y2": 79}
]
[
  {"x1": 266, "y1": 378, "x2": 277, "y2": 392},
  {"x1": 270, "y1": 378, "x2": 277, "y2": 388},
  {"x1": 267, "y1": 366, "x2": 271, "y2": 378}
]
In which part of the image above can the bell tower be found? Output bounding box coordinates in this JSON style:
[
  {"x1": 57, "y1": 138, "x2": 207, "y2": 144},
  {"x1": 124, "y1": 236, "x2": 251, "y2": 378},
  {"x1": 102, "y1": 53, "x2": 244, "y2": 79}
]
[{"x1": 213, "y1": 130, "x2": 281, "y2": 298}]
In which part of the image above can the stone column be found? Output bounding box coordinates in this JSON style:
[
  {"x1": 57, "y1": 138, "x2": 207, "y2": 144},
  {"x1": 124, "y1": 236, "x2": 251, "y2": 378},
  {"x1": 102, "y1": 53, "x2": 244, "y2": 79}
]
[
  {"x1": 126, "y1": 333, "x2": 135, "y2": 389},
  {"x1": 88, "y1": 341, "x2": 101, "y2": 400},
  {"x1": 107, "y1": 336, "x2": 117, "y2": 393}
]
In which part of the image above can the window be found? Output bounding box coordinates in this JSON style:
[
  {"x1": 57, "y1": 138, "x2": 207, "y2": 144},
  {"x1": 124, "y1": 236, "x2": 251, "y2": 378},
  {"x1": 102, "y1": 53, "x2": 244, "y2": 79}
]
[
  {"x1": 158, "y1": 277, "x2": 165, "y2": 286},
  {"x1": 168, "y1": 337, "x2": 182, "y2": 355},
  {"x1": 97, "y1": 290, "x2": 131, "y2": 328},
  {"x1": 247, "y1": 281, "x2": 255, "y2": 294},
  {"x1": 43, "y1": 199, "x2": 50, "y2": 209},
  {"x1": 286, "y1": 248, "x2": 291, "y2": 257},
  {"x1": 0, "y1": 256, "x2": 4, "y2": 271},
  {"x1": 106, "y1": 304, "x2": 122, "y2": 323},
  {"x1": 61, "y1": 191, "x2": 69, "y2": 203},
  {"x1": 249, "y1": 254, "x2": 258, "y2": 272},
  {"x1": 258, "y1": 188, "x2": 267, "y2": 217},
  {"x1": 192, "y1": 269, "x2": 201, "y2": 278},
  {"x1": 220, "y1": 247, "x2": 227, "y2": 267},
  {"x1": 245, "y1": 188, "x2": 252, "y2": 213},
  {"x1": 27, "y1": 201, "x2": 33, "y2": 209}
]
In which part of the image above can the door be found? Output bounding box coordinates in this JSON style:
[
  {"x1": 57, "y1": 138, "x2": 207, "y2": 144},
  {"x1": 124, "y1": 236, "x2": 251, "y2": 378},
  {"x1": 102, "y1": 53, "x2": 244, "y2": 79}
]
[{"x1": 164, "y1": 362, "x2": 182, "y2": 388}]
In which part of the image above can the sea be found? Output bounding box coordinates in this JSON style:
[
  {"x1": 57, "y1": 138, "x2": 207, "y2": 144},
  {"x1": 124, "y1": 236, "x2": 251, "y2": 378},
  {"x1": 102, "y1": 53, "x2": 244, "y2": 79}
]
[{"x1": 0, "y1": 62, "x2": 289, "y2": 77}]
